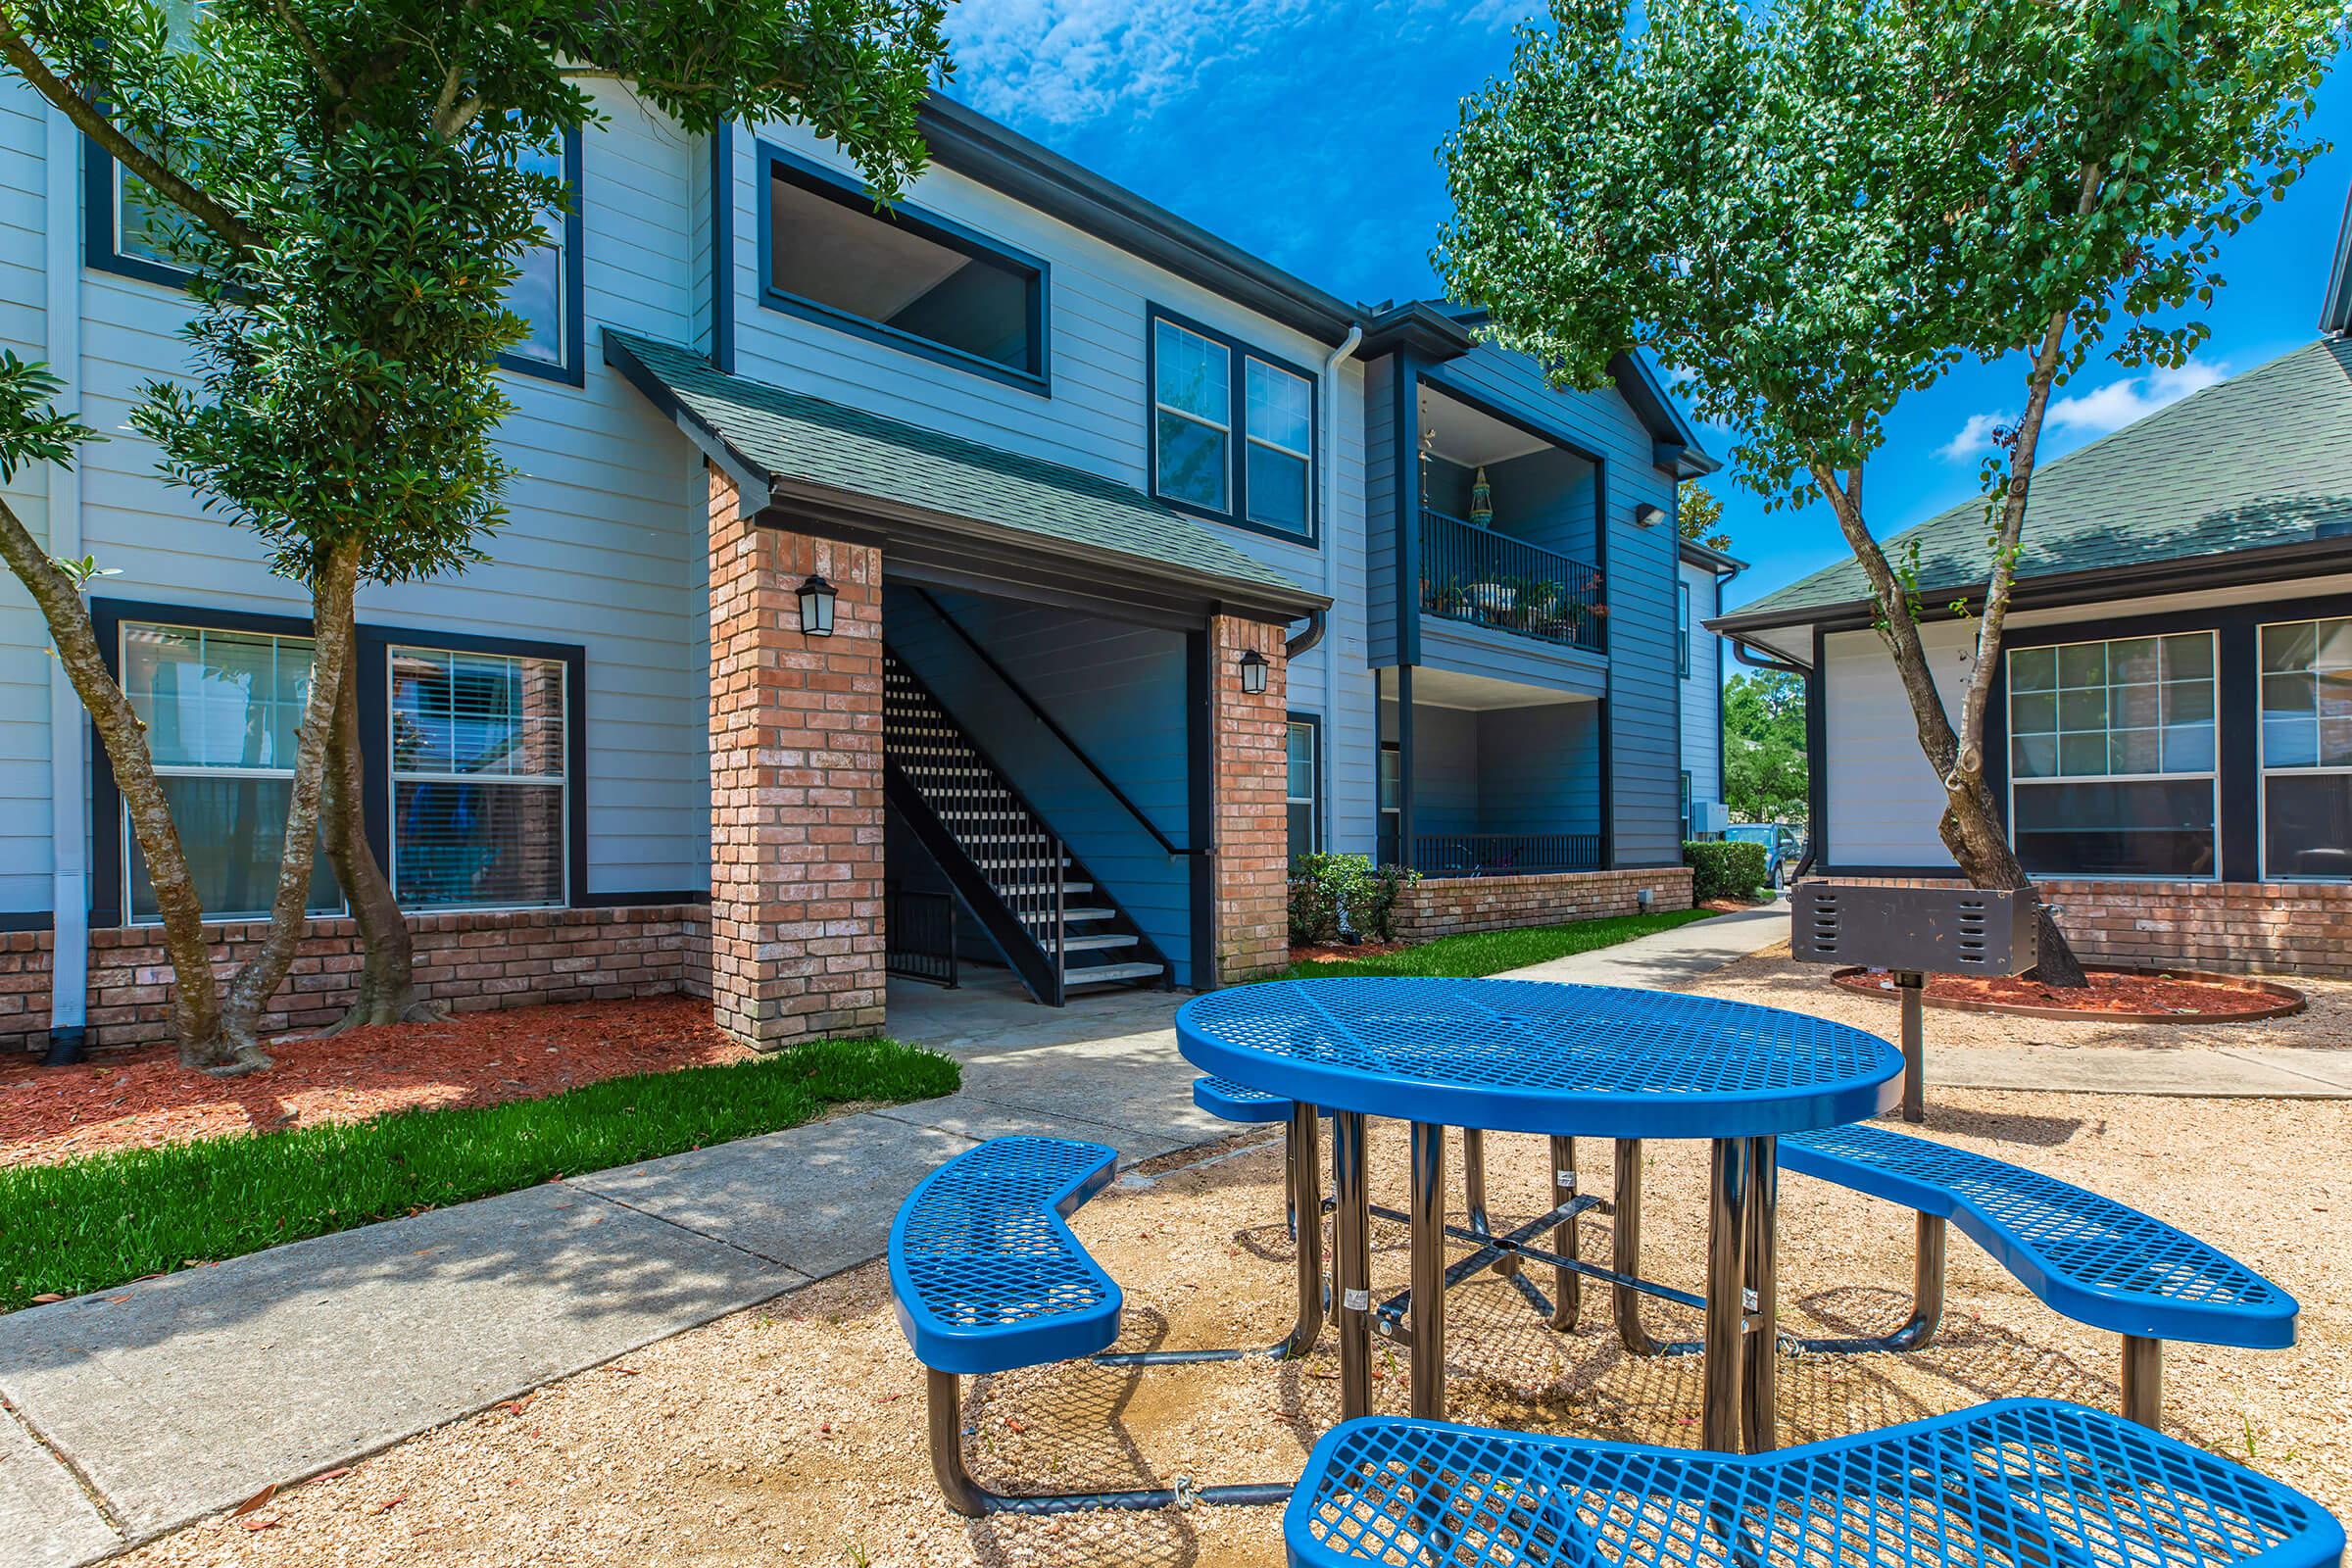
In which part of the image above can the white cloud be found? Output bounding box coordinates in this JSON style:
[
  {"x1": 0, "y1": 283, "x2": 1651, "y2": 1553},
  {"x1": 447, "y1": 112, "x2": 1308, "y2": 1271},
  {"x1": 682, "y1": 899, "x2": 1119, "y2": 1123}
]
[
  {"x1": 947, "y1": 0, "x2": 1314, "y2": 125},
  {"x1": 2047, "y1": 360, "x2": 2226, "y2": 438},
  {"x1": 1936, "y1": 411, "x2": 2014, "y2": 464}
]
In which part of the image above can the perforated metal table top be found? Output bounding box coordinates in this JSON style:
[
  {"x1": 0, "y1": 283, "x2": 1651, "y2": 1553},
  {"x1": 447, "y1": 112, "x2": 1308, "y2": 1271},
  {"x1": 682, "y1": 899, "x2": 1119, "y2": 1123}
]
[{"x1": 1177, "y1": 978, "x2": 1902, "y2": 1139}]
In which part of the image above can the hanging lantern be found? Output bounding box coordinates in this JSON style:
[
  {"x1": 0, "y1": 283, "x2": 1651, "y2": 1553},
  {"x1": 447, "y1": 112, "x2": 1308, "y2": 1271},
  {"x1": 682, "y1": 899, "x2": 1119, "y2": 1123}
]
[
  {"x1": 796, "y1": 573, "x2": 837, "y2": 637},
  {"x1": 1470, "y1": 466, "x2": 1494, "y2": 529},
  {"x1": 1238, "y1": 648, "x2": 1269, "y2": 696}
]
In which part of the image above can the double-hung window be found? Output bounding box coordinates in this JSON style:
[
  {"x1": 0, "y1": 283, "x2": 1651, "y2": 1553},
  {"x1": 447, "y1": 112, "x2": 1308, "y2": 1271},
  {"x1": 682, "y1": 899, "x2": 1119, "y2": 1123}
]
[
  {"x1": 1678, "y1": 581, "x2": 1693, "y2": 678},
  {"x1": 390, "y1": 647, "x2": 569, "y2": 909},
  {"x1": 501, "y1": 136, "x2": 583, "y2": 382},
  {"x1": 119, "y1": 621, "x2": 341, "y2": 922},
  {"x1": 2007, "y1": 633, "x2": 2217, "y2": 878},
  {"x1": 1286, "y1": 716, "x2": 1320, "y2": 864},
  {"x1": 1377, "y1": 744, "x2": 1401, "y2": 865},
  {"x1": 1150, "y1": 310, "x2": 1317, "y2": 543},
  {"x1": 2259, "y1": 617, "x2": 2352, "y2": 879}
]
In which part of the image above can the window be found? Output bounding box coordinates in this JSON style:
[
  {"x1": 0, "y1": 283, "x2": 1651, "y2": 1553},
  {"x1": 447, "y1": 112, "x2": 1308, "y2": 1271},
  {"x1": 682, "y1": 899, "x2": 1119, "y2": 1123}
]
[
  {"x1": 2007, "y1": 633, "x2": 2217, "y2": 879},
  {"x1": 2259, "y1": 617, "x2": 2352, "y2": 879},
  {"x1": 761, "y1": 148, "x2": 1046, "y2": 386},
  {"x1": 502, "y1": 137, "x2": 582, "y2": 381},
  {"x1": 390, "y1": 646, "x2": 569, "y2": 909},
  {"x1": 88, "y1": 1, "x2": 204, "y2": 283},
  {"x1": 119, "y1": 621, "x2": 341, "y2": 922},
  {"x1": 1150, "y1": 309, "x2": 1317, "y2": 543},
  {"x1": 1286, "y1": 716, "x2": 1320, "y2": 863},
  {"x1": 1378, "y1": 743, "x2": 1401, "y2": 865},
  {"x1": 1678, "y1": 580, "x2": 1692, "y2": 679},
  {"x1": 1681, "y1": 770, "x2": 1693, "y2": 842}
]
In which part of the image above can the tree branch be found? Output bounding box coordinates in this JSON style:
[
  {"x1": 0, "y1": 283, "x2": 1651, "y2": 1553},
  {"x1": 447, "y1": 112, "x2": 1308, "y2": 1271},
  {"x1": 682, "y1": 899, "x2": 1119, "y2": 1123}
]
[
  {"x1": 269, "y1": 0, "x2": 347, "y2": 102},
  {"x1": 0, "y1": 16, "x2": 260, "y2": 253}
]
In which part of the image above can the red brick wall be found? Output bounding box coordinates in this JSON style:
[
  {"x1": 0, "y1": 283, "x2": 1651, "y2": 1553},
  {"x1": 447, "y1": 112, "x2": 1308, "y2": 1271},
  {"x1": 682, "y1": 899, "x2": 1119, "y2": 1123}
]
[
  {"x1": 1800, "y1": 875, "x2": 2352, "y2": 978},
  {"x1": 707, "y1": 466, "x2": 886, "y2": 1048},
  {"x1": 1211, "y1": 616, "x2": 1290, "y2": 982},
  {"x1": 4, "y1": 906, "x2": 708, "y2": 1054},
  {"x1": 1392, "y1": 867, "x2": 1696, "y2": 943}
]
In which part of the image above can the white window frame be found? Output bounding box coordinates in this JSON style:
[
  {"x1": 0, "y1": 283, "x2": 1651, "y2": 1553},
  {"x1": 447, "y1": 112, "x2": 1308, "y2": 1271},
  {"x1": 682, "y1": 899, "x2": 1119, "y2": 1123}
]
[
  {"x1": 2255, "y1": 615, "x2": 2352, "y2": 882},
  {"x1": 1244, "y1": 355, "x2": 1313, "y2": 534},
  {"x1": 386, "y1": 644, "x2": 570, "y2": 912},
  {"x1": 2004, "y1": 630, "x2": 2220, "y2": 883},
  {"x1": 1152, "y1": 318, "x2": 1232, "y2": 513},
  {"x1": 119, "y1": 618, "x2": 347, "y2": 924},
  {"x1": 1285, "y1": 715, "x2": 1320, "y2": 860}
]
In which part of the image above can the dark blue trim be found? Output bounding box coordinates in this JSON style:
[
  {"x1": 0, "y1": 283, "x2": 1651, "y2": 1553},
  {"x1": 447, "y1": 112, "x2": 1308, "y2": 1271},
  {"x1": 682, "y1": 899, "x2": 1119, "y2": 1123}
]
[
  {"x1": 82, "y1": 135, "x2": 198, "y2": 289},
  {"x1": 1186, "y1": 629, "x2": 1217, "y2": 989},
  {"x1": 0, "y1": 910, "x2": 53, "y2": 934},
  {"x1": 709, "y1": 122, "x2": 736, "y2": 374},
  {"x1": 1147, "y1": 303, "x2": 1320, "y2": 549},
  {"x1": 1393, "y1": 352, "x2": 1421, "y2": 667},
  {"x1": 498, "y1": 129, "x2": 586, "y2": 387},
  {"x1": 1285, "y1": 709, "x2": 1322, "y2": 858},
  {"x1": 757, "y1": 141, "x2": 1050, "y2": 395}
]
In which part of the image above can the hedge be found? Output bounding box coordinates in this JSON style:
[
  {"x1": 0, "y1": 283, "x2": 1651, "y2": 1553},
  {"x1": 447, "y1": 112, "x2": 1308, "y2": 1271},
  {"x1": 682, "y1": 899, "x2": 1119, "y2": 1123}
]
[{"x1": 1684, "y1": 839, "x2": 1769, "y2": 901}]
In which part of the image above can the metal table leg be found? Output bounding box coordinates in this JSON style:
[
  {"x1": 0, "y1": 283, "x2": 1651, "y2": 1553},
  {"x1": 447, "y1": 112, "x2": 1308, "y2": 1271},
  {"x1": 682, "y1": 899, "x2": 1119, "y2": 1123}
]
[
  {"x1": 1461, "y1": 1128, "x2": 1517, "y2": 1277},
  {"x1": 1613, "y1": 1139, "x2": 1669, "y2": 1355},
  {"x1": 1409, "y1": 1120, "x2": 1447, "y2": 1419},
  {"x1": 1741, "y1": 1135, "x2": 1779, "y2": 1452},
  {"x1": 1549, "y1": 1136, "x2": 1581, "y2": 1331},
  {"x1": 1281, "y1": 1102, "x2": 1326, "y2": 1357},
  {"x1": 1332, "y1": 1110, "x2": 1372, "y2": 1420},
  {"x1": 1701, "y1": 1137, "x2": 1751, "y2": 1452}
]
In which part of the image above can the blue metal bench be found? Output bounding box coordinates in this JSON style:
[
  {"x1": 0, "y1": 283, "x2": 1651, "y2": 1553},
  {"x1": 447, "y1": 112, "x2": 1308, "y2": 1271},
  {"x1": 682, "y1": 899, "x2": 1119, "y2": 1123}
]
[
  {"x1": 1779, "y1": 1122, "x2": 2298, "y2": 1426},
  {"x1": 889, "y1": 1135, "x2": 1295, "y2": 1516},
  {"x1": 1286, "y1": 1398, "x2": 2345, "y2": 1568}
]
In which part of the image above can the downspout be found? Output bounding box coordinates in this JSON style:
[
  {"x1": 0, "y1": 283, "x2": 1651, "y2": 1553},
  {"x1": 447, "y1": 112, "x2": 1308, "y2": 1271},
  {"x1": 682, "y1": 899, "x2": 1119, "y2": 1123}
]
[
  {"x1": 1317, "y1": 325, "x2": 1361, "y2": 852},
  {"x1": 43, "y1": 108, "x2": 88, "y2": 1065}
]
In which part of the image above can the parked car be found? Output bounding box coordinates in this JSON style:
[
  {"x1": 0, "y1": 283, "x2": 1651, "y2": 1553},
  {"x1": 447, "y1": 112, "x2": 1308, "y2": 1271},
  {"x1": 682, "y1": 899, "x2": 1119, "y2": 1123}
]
[{"x1": 1722, "y1": 823, "x2": 1802, "y2": 889}]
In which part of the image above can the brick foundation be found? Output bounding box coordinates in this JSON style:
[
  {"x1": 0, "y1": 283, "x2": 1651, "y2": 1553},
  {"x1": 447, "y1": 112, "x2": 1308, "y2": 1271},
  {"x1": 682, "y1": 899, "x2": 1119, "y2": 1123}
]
[
  {"x1": 707, "y1": 466, "x2": 886, "y2": 1049},
  {"x1": 1211, "y1": 615, "x2": 1291, "y2": 982},
  {"x1": 1804, "y1": 874, "x2": 2352, "y2": 979},
  {"x1": 3, "y1": 905, "x2": 709, "y2": 1054},
  {"x1": 1391, "y1": 866, "x2": 1697, "y2": 944}
]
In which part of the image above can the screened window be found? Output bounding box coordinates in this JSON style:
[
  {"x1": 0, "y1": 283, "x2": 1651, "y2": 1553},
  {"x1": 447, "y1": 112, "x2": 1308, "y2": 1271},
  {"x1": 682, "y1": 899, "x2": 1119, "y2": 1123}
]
[
  {"x1": 764, "y1": 155, "x2": 1043, "y2": 381},
  {"x1": 1286, "y1": 718, "x2": 1319, "y2": 863},
  {"x1": 120, "y1": 622, "x2": 340, "y2": 922},
  {"x1": 1151, "y1": 311, "x2": 1316, "y2": 541},
  {"x1": 2007, "y1": 633, "x2": 2217, "y2": 878},
  {"x1": 390, "y1": 647, "x2": 568, "y2": 909},
  {"x1": 2259, "y1": 617, "x2": 2352, "y2": 880},
  {"x1": 1154, "y1": 318, "x2": 1230, "y2": 512},
  {"x1": 503, "y1": 139, "x2": 577, "y2": 375}
]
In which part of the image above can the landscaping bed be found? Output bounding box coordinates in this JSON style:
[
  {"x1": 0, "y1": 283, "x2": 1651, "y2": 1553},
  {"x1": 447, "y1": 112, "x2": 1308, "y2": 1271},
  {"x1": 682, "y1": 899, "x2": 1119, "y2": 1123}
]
[
  {"x1": 1832, "y1": 965, "x2": 2307, "y2": 1022},
  {"x1": 1275, "y1": 907, "x2": 1717, "y2": 980},
  {"x1": 0, "y1": 997, "x2": 754, "y2": 1167},
  {"x1": 0, "y1": 1031, "x2": 957, "y2": 1313}
]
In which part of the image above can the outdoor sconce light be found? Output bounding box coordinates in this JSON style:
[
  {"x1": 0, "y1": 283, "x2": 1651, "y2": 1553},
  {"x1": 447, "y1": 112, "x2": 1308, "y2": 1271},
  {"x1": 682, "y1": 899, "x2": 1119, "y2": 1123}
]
[
  {"x1": 1634, "y1": 503, "x2": 1667, "y2": 530},
  {"x1": 796, "y1": 572, "x2": 836, "y2": 637},
  {"x1": 1238, "y1": 648, "x2": 1269, "y2": 696}
]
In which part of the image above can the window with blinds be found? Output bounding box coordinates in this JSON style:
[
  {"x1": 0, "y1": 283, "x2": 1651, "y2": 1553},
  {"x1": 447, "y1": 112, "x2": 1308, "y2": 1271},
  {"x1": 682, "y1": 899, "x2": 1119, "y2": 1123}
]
[{"x1": 389, "y1": 646, "x2": 568, "y2": 909}]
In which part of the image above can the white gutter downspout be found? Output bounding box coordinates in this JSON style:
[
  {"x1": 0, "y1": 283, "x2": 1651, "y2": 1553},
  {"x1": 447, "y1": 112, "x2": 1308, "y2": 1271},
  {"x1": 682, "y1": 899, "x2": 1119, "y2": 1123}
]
[
  {"x1": 43, "y1": 108, "x2": 89, "y2": 1054},
  {"x1": 1319, "y1": 325, "x2": 1360, "y2": 852}
]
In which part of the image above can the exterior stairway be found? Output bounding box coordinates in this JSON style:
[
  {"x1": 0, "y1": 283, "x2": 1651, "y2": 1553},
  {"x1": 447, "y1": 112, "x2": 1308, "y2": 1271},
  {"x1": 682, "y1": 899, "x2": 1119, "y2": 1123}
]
[{"x1": 881, "y1": 651, "x2": 1170, "y2": 1004}]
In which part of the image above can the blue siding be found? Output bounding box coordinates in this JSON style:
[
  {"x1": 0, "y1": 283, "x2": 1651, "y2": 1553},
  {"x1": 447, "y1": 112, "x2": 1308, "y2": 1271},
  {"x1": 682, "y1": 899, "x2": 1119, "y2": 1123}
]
[
  {"x1": 1475, "y1": 703, "x2": 1602, "y2": 835},
  {"x1": 1365, "y1": 354, "x2": 1398, "y2": 667},
  {"x1": 884, "y1": 586, "x2": 1196, "y2": 985}
]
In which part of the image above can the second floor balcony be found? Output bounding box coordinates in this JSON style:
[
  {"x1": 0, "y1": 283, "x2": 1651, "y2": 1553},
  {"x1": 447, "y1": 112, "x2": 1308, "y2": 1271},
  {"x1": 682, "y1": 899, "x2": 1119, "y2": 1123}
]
[{"x1": 1419, "y1": 508, "x2": 1605, "y2": 656}]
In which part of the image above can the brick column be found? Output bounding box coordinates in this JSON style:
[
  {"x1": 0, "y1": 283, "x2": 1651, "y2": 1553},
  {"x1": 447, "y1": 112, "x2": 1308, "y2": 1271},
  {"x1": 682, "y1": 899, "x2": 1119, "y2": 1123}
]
[
  {"x1": 1211, "y1": 614, "x2": 1290, "y2": 982},
  {"x1": 707, "y1": 465, "x2": 886, "y2": 1048}
]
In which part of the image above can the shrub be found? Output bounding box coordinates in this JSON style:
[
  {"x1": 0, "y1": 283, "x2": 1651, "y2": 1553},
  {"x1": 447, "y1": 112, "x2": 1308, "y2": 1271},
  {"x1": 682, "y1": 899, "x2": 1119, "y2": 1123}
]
[
  {"x1": 1288, "y1": 853, "x2": 1419, "y2": 945},
  {"x1": 1684, "y1": 839, "x2": 1769, "y2": 901}
]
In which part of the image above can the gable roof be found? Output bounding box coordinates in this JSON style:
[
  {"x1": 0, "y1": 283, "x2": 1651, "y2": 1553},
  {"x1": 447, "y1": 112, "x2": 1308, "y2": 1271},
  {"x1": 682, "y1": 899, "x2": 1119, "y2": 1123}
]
[
  {"x1": 606, "y1": 331, "x2": 1328, "y2": 624},
  {"x1": 1717, "y1": 337, "x2": 2352, "y2": 634}
]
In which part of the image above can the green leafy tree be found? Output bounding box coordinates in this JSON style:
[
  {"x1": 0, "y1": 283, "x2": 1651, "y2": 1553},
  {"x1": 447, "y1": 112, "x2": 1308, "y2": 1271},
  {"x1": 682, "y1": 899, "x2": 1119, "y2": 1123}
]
[
  {"x1": 0, "y1": 0, "x2": 950, "y2": 1069},
  {"x1": 1722, "y1": 670, "x2": 1807, "y2": 826},
  {"x1": 1437, "y1": 0, "x2": 2340, "y2": 986},
  {"x1": 1678, "y1": 480, "x2": 1731, "y2": 553}
]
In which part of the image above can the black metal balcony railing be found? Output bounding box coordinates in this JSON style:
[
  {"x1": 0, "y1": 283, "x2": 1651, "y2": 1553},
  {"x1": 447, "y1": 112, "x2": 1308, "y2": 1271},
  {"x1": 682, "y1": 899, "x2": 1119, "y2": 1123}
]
[
  {"x1": 1419, "y1": 509, "x2": 1605, "y2": 654},
  {"x1": 885, "y1": 886, "x2": 960, "y2": 989},
  {"x1": 1413, "y1": 833, "x2": 1604, "y2": 879}
]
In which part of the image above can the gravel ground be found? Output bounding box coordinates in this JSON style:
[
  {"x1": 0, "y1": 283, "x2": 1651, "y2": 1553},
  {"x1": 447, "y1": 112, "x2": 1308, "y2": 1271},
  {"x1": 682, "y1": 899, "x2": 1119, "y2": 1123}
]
[{"x1": 120, "y1": 958, "x2": 2351, "y2": 1567}]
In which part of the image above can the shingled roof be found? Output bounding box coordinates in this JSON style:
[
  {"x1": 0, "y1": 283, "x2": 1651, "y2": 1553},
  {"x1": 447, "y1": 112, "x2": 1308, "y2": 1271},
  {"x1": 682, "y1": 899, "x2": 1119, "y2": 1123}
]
[
  {"x1": 605, "y1": 331, "x2": 1327, "y2": 622},
  {"x1": 1719, "y1": 337, "x2": 2352, "y2": 632}
]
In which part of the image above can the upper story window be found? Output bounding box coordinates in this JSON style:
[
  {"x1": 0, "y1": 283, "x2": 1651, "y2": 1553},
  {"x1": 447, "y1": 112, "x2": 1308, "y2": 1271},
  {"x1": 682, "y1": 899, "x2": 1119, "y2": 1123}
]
[
  {"x1": 761, "y1": 146, "x2": 1047, "y2": 390},
  {"x1": 1149, "y1": 308, "x2": 1317, "y2": 545},
  {"x1": 1678, "y1": 580, "x2": 1693, "y2": 678},
  {"x1": 2007, "y1": 632, "x2": 2217, "y2": 880}
]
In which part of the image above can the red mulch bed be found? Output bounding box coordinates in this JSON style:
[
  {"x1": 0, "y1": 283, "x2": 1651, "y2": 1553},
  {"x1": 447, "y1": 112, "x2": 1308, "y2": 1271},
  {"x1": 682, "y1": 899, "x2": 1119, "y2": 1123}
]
[
  {"x1": 0, "y1": 997, "x2": 750, "y2": 1167},
  {"x1": 1289, "y1": 940, "x2": 1408, "y2": 964},
  {"x1": 1835, "y1": 967, "x2": 2298, "y2": 1019}
]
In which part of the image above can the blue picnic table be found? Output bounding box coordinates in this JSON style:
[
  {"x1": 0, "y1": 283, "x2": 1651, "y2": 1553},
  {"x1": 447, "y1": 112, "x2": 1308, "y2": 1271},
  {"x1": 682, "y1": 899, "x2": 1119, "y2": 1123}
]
[{"x1": 1176, "y1": 976, "x2": 1903, "y2": 1451}]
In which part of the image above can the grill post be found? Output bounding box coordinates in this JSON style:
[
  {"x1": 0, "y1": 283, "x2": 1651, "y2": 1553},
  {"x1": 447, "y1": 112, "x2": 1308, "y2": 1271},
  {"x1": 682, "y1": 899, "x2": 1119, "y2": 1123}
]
[{"x1": 1897, "y1": 971, "x2": 1925, "y2": 1123}]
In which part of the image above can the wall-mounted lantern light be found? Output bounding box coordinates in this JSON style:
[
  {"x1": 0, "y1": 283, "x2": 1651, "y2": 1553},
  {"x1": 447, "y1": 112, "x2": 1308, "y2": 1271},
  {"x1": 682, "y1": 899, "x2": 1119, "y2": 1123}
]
[
  {"x1": 796, "y1": 573, "x2": 836, "y2": 637},
  {"x1": 1238, "y1": 648, "x2": 1269, "y2": 696},
  {"x1": 1634, "y1": 503, "x2": 1668, "y2": 530}
]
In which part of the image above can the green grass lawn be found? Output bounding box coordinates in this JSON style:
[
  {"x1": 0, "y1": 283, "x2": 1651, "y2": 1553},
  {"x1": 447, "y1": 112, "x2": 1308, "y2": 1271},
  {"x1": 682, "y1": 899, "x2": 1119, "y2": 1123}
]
[
  {"x1": 1267, "y1": 907, "x2": 1720, "y2": 981},
  {"x1": 0, "y1": 1036, "x2": 957, "y2": 1313}
]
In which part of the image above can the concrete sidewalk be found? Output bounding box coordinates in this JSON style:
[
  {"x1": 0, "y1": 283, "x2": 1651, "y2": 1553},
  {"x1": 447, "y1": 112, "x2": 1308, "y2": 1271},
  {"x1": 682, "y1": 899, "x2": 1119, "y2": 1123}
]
[{"x1": 1500, "y1": 899, "x2": 1792, "y2": 985}]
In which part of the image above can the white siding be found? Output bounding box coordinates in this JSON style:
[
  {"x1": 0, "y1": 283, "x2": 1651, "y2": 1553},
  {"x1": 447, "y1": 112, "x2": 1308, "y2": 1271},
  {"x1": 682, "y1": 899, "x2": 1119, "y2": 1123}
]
[
  {"x1": 1821, "y1": 622, "x2": 1976, "y2": 869},
  {"x1": 1679, "y1": 559, "x2": 1722, "y2": 826}
]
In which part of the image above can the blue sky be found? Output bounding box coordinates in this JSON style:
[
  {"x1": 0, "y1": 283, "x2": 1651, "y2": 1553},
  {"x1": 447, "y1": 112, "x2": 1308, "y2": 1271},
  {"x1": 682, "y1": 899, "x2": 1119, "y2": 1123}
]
[{"x1": 945, "y1": 0, "x2": 2352, "y2": 614}]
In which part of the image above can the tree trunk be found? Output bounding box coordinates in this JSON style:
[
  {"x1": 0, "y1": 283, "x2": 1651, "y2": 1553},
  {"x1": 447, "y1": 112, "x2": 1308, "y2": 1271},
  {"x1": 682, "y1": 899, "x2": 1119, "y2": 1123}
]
[
  {"x1": 316, "y1": 596, "x2": 442, "y2": 1035},
  {"x1": 0, "y1": 499, "x2": 228, "y2": 1062},
  {"x1": 207, "y1": 539, "x2": 366, "y2": 1073},
  {"x1": 1936, "y1": 770, "x2": 2088, "y2": 988}
]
